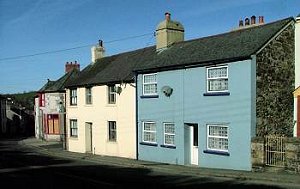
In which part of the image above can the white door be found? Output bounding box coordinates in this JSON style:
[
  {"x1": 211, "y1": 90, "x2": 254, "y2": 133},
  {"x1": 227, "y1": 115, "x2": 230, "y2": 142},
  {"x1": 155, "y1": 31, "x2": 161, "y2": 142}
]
[
  {"x1": 191, "y1": 124, "x2": 198, "y2": 165},
  {"x1": 85, "y1": 122, "x2": 92, "y2": 153}
]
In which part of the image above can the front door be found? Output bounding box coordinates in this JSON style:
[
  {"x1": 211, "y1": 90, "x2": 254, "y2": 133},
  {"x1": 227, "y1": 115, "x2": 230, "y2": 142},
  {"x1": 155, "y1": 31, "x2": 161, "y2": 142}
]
[
  {"x1": 85, "y1": 122, "x2": 93, "y2": 153},
  {"x1": 184, "y1": 123, "x2": 199, "y2": 165}
]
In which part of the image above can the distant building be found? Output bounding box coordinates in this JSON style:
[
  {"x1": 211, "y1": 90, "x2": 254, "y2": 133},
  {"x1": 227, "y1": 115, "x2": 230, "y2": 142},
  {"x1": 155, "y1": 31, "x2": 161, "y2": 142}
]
[{"x1": 35, "y1": 62, "x2": 80, "y2": 142}]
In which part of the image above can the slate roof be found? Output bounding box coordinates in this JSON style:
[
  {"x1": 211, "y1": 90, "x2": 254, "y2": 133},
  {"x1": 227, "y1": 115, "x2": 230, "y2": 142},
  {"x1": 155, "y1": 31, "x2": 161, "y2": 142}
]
[
  {"x1": 65, "y1": 17, "x2": 294, "y2": 88},
  {"x1": 39, "y1": 69, "x2": 80, "y2": 92}
]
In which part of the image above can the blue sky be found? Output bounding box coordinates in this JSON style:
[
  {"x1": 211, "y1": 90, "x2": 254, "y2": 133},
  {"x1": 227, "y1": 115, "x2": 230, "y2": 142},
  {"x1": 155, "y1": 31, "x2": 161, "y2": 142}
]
[{"x1": 0, "y1": 0, "x2": 300, "y2": 94}]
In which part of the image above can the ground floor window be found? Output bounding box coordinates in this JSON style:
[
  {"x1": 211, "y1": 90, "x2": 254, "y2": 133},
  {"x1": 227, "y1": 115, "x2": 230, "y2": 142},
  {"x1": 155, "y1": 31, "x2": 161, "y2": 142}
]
[
  {"x1": 163, "y1": 123, "x2": 175, "y2": 146},
  {"x1": 70, "y1": 119, "x2": 78, "y2": 137},
  {"x1": 207, "y1": 124, "x2": 228, "y2": 152},
  {"x1": 108, "y1": 121, "x2": 117, "y2": 142},
  {"x1": 142, "y1": 121, "x2": 156, "y2": 143}
]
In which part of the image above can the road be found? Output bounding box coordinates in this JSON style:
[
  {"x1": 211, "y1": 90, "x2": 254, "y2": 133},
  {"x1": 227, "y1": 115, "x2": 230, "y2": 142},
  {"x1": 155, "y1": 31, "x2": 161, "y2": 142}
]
[{"x1": 0, "y1": 138, "x2": 297, "y2": 189}]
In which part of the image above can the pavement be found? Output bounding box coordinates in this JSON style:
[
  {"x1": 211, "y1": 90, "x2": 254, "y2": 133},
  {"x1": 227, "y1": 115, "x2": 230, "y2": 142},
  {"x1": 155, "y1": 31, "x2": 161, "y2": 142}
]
[{"x1": 18, "y1": 137, "x2": 300, "y2": 188}]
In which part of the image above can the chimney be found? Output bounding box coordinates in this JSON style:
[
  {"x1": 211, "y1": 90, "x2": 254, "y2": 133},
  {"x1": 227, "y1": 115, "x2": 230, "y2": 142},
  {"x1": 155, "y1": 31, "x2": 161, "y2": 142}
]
[
  {"x1": 91, "y1": 39, "x2": 105, "y2": 64},
  {"x1": 258, "y1": 16, "x2": 264, "y2": 24},
  {"x1": 239, "y1": 19, "x2": 244, "y2": 27},
  {"x1": 245, "y1": 17, "x2": 250, "y2": 26},
  {"x1": 65, "y1": 61, "x2": 80, "y2": 73},
  {"x1": 251, "y1": 15, "x2": 256, "y2": 25},
  {"x1": 155, "y1": 12, "x2": 184, "y2": 51}
]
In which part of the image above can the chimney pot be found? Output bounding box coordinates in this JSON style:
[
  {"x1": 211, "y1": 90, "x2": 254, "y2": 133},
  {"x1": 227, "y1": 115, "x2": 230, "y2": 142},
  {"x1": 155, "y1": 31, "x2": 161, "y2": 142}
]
[
  {"x1": 259, "y1": 16, "x2": 264, "y2": 24},
  {"x1": 239, "y1": 19, "x2": 244, "y2": 27},
  {"x1": 165, "y1": 12, "x2": 171, "y2": 21},
  {"x1": 251, "y1": 15, "x2": 256, "y2": 25},
  {"x1": 98, "y1": 40, "x2": 103, "y2": 47},
  {"x1": 245, "y1": 17, "x2": 250, "y2": 26}
]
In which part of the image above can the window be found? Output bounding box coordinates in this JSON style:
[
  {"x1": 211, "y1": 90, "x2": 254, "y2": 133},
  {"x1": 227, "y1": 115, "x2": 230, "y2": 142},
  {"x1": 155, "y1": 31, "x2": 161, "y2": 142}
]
[
  {"x1": 207, "y1": 125, "x2": 228, "y2": 152},
  {"x1": 207, "y1": 66, "x2": 228, "y2": 92},
  {"x1": 142, "y1": 122, "x2": 156, "y2": 143},
  {"x1": 39, "y1": 93, "x2": 45, "y2": 107},
  {"x1": 108, "y1": 121, "x2": 117, "y2": 141},
  {"x1": 70, "y1": 89, "x2": 77, "y2": 105},
  {"x1": 164, "y1": 123, "x2": 175, "y2": 146},
  {"x1": 70, "y1": 119, "x2": 78, "y2": 137},
  {"x1": 143, "y1": 73, "x2": 157, "y2": 95},
  {"x1": 85, "y1": 87, "x2": 92, "y2": 104},
  {"x1": 108, "y1": 85, "x2": 116, "y2": 104}
]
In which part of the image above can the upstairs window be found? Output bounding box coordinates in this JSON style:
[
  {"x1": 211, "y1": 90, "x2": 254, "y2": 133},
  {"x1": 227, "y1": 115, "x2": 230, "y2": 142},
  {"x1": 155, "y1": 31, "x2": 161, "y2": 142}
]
[
  {"x1": 85, "y1": 87, "x2": 92, "y2": 105},
  {"x1": 108, "y1": 85, "x2": 116, "y2": 104},
  {"x1": 142, "y1": 121, "x2": 156, "y2": 143},
  {"x1": 143, "y1": 73, "x2": 157, "y2": 95},
  {"x1": 207, "y1": 125, "x2": 228, "y2": 152},
  {"x1": 39, "y1": 93, "x2": 45, "y2": 107},
  {"x1": 207, "y1": 66, "x2": 228, "y2": 92},
  {"x1": 70, "y1": 89, "x2": 77, "y2": 106}
]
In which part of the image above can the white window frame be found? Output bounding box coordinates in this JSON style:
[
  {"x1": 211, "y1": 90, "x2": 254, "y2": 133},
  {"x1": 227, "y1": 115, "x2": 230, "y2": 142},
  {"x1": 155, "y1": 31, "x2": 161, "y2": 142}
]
[
  {"x1": 163, "y1": 123, "x2": 175, "y2": 146},
  {"x1": 142, "y1": 121, "x2": 157, "y2": 144},
  {"x1": 142, "y1": 73, "x2": 157, "y2": 95},
  {"x1": 108, "y1": 85, "x2": 116, "y2": 104},
  {"x1": 207, "y1": 124, "x2": 228, "y2": 152},
  {"x1": 70, "y1": 89, "x2": 77, "y2": 106},
  {"x1": 206, "y1": 66, "x2": 228, "y2": 93},
  {"x1": 108, "y1": 121, "x2": 117, "y2": 142},
  {"x1": 70, "y1": 119, "x2": 78, "y2": 137},
  {"x1": 85, "y1": 87, "x2": 92, "y2": 105}
]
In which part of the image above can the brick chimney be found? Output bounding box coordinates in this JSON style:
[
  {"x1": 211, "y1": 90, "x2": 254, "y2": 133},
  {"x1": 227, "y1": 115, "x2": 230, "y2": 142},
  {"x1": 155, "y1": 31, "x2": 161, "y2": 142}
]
[
  {"x1": 91, "y1": 40, "x2": 105, "y2": 64},
  {"x1": 251, "y1": 15, "x2": 256, "y2": 25},
  {"x1": 65, "y1": 61, "x2": 80, "y2": 73},
  {"x1": 258, "y1": 16, "x2": 264, "y2": 24},
  {"x1": 155, "y1": 12, "x2": 184, "y2": 51}
]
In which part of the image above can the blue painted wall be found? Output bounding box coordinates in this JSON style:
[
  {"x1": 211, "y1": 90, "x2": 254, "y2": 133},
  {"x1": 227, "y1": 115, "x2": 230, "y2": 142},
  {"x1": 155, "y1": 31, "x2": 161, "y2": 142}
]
[{"x1": 137, "y1": 59, "x2": 256, "y2": 171}]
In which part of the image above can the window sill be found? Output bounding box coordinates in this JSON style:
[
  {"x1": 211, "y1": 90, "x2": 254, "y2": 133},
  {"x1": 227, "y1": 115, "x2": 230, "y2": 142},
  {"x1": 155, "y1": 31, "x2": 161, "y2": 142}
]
[
  {"x1": 69, "y1": 136, "x2": 78, "y2": 139},
  {"x1": 140, "y1": 142, "x2": 158, "y2": 147},
  {"x1": 203, "y1": 92, "x2": 230, "y2": 96},
  {"x1": 140, "y1": 95, "x2": 159, "y2": 99},
  {"x1": 160, "y1": 144, "x2": 176, "y2": 149},
  {"x1": 203, "y1": 150, "x2": 230, "y2": 156}
]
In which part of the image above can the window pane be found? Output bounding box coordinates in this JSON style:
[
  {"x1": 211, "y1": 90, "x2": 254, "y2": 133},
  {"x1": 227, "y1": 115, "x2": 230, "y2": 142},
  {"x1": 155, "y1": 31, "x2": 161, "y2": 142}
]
[
  {"x1": 208, "y1": 67, "x2": 227, "y2": 78},
  {"x1": 144, "y1": 84, "x2": 157, "y2": 94},
  {"x1": 144, "y1": 74, "x2": 156, "y2": 83},
  {"x1": 208, "y1": 79, "x2": 228, "y2": 91},
  {"x1": 207, "y1": 125, "x2": 228, "y2": 151},
  {"x1": 165, "y1": 123, "x2": 175, "y2": 134}
]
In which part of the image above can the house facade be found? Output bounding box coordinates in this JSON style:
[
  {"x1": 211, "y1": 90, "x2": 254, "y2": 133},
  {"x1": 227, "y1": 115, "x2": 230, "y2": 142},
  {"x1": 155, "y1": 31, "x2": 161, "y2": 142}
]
[
  {"x1": 0, "y1": 95, "x2": 7, "y2": 137},
  {"x1": 135, "y1": 13, "x2": 295, "y2": 171},
  {"x1": 294, "y1": 14, "x2": 300, "y2": 137},
  {"x1": 35, "y1": 62, "x2": 79, "y2": 142},
  {"x1": 65, "y1": 42, "x2": 136, "y2": 159}
]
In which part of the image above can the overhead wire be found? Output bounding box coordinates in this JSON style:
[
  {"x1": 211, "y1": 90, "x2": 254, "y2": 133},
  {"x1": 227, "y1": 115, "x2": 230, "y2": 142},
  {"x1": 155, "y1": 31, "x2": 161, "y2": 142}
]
[{"x1": 0, "y1": 32, "x2": 154, "y2": 62}]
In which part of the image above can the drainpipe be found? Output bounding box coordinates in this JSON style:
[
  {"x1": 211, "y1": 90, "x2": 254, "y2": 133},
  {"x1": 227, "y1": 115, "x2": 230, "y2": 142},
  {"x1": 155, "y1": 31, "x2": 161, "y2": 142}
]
[{"x1": 135, "y1": 72, "x2": 139, "y2": 160}]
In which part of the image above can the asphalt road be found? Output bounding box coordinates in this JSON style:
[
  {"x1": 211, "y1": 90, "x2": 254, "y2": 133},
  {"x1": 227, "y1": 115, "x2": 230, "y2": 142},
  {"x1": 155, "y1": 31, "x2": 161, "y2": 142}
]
[{"x1": 0, "y1": 138, "x2": 297, "y2": 189}]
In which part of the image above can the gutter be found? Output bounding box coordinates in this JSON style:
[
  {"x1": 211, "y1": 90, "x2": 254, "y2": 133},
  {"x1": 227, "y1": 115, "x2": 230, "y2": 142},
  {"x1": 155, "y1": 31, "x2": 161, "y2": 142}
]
[{"x1": 135, "y1": 72, "x2": 139, "y2": 160}]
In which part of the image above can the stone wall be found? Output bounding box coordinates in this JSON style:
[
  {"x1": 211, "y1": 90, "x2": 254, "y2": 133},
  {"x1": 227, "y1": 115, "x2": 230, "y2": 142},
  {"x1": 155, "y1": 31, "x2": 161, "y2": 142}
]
[
  {"x1": 256, "y1": 24, "x2": 295, "y2": 137},
  {"x1": 251, "y1": 137, "x2": 300, "y2": 173}
]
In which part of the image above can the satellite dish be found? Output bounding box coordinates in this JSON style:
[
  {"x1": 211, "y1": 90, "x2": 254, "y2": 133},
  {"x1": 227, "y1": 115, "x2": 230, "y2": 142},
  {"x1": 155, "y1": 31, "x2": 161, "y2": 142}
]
[
  {"x1": 115, "y1": 86, "x2": 122, "y2": 94},
  {"x1": 161, "y1": 86, "x2": 173, "y2": 97}
]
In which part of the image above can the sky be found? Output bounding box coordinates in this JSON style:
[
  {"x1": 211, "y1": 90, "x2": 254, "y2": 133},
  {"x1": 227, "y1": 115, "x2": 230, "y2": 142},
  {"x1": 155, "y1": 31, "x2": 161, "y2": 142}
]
[{"x1": 1, "y1": 0, "x2": 300, "y2": 94}]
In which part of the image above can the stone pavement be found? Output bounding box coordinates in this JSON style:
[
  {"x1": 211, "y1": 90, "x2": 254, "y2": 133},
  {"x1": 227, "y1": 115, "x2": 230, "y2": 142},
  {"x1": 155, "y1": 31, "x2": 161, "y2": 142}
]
[{"x1": 19, "y1": 137, "x2": 300, "y2": 188}]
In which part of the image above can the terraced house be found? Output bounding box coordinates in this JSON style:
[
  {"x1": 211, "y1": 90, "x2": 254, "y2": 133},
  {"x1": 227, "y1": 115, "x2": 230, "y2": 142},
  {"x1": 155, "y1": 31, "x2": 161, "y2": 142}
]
[
  {"x1": 134, "y1": 13, "x2": 296, "y2": 171},
  {"x1": 63, "y1": 13, "x2": 298, "y2": 171},
  {"x1": 65, "y1": 41, "x2": 137, "y2": 159},
  {"x1": 35, "y1": 62, "x2": 79, "y2": 141}
]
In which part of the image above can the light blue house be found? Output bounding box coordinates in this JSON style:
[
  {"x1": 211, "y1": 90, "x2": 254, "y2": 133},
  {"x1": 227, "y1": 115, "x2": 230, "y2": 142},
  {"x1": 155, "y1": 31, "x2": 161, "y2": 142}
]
[{"x1": 134, "y1": 13, "x2": 295, "y2": 171}]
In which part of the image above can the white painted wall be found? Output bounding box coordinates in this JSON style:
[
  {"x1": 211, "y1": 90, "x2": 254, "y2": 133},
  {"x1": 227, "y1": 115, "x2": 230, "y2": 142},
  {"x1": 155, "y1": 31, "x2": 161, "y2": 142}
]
[
  {"x1": 66, "y1": 83, "x2": 136, "y2": 159},
  {"x1": 294, "y1": 17, "x2": 300, "y2": 137}
]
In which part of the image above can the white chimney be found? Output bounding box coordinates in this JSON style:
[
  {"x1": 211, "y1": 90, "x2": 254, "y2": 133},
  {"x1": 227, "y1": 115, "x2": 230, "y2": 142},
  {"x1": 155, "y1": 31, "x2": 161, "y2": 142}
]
[{"x1": 91, "y1": 40, "x2": 105, "y2": 64}]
